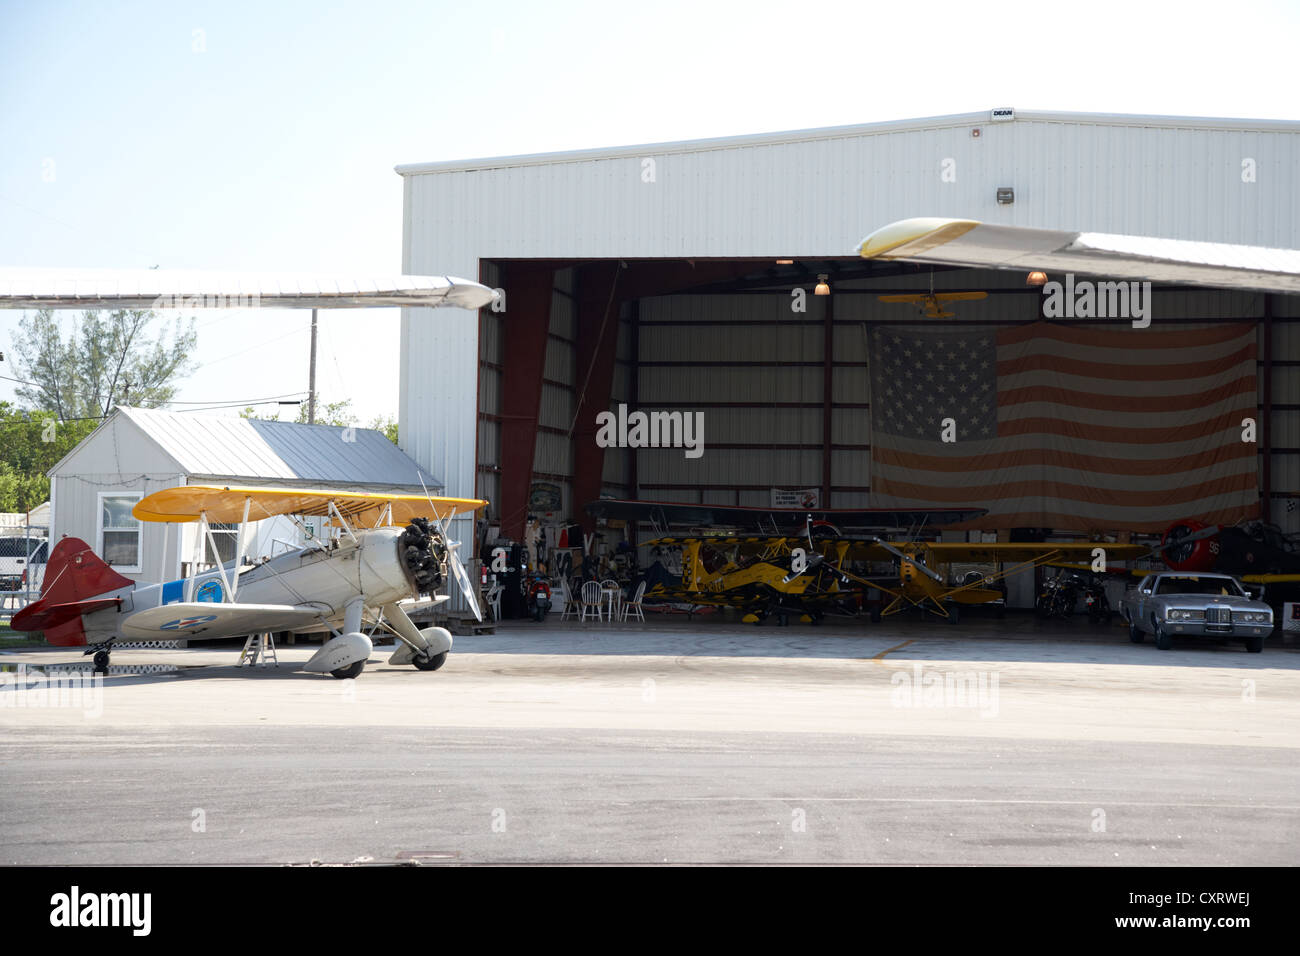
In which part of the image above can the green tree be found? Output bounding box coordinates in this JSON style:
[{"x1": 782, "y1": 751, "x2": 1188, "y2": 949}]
[
  {"x1": 369, "y1": 414, "x2": 398, "y2": 444},
  {"x1": 241, "y1": 397, "x2": 395, "y2": 442},
  {"x1": 0, "y1": 403, "x2": 98, "y2": 512},
  {"x1": 294, "y1": 396, "x2": 356, "y2": 427},
  {"x1": 10, "y1": 308, "x2": 197, "y2": 419}
]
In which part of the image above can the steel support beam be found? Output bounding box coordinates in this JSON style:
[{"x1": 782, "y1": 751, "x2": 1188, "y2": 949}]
[
  {"x1": 1261, "y1": 295, "x2": 1273, "y2": 524},
  {"x1": 497, "y1": 264, "x2": 555, "y2": 540},
  {"x1": 822, "y1": 291, "x2": 834, "y2": 505},
  {"x1": 571, "y1": 262, "x2": 623, "y2": 534}
]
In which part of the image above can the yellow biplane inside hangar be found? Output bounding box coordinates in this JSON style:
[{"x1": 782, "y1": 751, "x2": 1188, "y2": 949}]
[
  {"x1": 640, "y1": 533, "x2": 1149, "y2": 625},
  {"x1": 587, "y1": 499, "x2": 1146, "y2": 624}
]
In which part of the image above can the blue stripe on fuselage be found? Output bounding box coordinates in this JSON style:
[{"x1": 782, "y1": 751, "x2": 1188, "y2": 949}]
[{"x1": 162, "y1": 579, "x2": 184, "y2": 604}]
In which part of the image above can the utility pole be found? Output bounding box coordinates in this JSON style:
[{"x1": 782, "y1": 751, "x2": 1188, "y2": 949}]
[{"x1": 308, "y1": 309, "x2": 317, "y2": 424}]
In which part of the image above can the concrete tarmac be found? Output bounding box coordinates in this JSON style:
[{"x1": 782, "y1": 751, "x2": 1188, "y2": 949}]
[{"x1": 2, "y1": 613, "x2": 1297, "y2": 865}]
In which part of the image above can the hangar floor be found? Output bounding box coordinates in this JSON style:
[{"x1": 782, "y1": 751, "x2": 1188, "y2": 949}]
[{"x1": 2, "y1": 617, "x2": 1297, "y2": 865}]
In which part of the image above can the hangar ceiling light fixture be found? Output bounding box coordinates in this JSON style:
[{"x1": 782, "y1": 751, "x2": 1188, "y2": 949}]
[
  {"x1": 814, "y1": 274, "x2": 830, "y2": 296},
  {"x1": 776, "y1": 259, "x2": 794, "y2": 265},
  {"x1": 1026, "y1": 271, "x2": 1048, "y2": 287}
]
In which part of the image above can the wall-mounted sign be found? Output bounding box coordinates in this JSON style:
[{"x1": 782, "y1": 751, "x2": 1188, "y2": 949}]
[{"x1": 771, "y1": 487, "x2": 820, "y2": 509}]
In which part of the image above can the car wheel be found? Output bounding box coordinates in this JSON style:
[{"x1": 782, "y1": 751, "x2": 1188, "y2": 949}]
[
  {"x1": 1245, "y1": 634, "x2": 1264, "y2": 654},
  {"x1": 1128, "y1": 618, "x2": 1144, "y2": 643},
  {"x1": 1153, "y1": 619, "x2": 1171, "y2": 651}
]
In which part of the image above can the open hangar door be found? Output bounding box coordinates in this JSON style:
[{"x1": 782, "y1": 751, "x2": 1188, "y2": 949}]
[{"x1": 474, "y1": 255, "x2": 1300, "y2": 613}]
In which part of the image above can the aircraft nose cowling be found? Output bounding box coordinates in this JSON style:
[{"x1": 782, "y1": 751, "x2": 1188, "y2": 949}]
[{"x1": 398, "y1": 518, "x2": 446, "y2": 595}]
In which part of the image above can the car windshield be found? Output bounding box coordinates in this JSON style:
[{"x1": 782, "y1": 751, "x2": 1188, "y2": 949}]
[
  {"x1": 0, "y1": 537, "x2": 43, "y2": 559},
  {"x1": 1155, "y1": 576, "x2": 1245, "y2": 597}
]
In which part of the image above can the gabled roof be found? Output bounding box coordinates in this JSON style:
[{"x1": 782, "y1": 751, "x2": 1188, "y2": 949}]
[{"x1": 53, "y1": 406, "x2": 441, "y2": 493}]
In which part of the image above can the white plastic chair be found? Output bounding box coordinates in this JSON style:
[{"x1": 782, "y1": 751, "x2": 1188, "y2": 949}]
[
  {"x1": 622, "y1": 580, "x2": 646, "y2": 622},
  {"x1": 579, "y1": 580, "x2": 604, "y2": 623}
]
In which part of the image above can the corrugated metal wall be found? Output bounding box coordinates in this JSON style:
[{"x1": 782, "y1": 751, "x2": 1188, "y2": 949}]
[
  {"x1": 402, "y1": 111, "x2": 1300, "y2": 261},
  {"x1": 403, "y1": 111, "x2": 1300, "y2": 533}
]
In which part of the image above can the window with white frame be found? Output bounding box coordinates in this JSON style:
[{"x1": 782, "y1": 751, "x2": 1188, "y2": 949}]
[
  {"x1": 99, "y1": 493, "x2": 142, "y2": 571},
  {"x1": 204, "y1": 522, "x2": 240, "y2": 567}
]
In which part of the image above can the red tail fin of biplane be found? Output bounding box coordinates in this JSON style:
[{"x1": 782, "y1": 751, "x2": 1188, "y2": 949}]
[{"x1": 10, "y1": 537, "x2": 134, "y2": 646}]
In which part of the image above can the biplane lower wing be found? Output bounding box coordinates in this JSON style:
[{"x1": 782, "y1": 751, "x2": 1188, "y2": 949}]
[{"x1": 119, "y1": 602, "x2": 325, "y2": 639}]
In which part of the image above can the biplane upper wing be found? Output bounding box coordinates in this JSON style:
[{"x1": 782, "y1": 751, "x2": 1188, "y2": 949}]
[
  {"x1": 133, "y1": 485, "x2": 487, "y2": 526},
  {"x1": 587, "y1": 498, "x2": 985, "y2": 531},
  {"x1": 0, "y1": 268, "x2": 499, "y2": 310},
  {"x1": 857, "y1": 217, "x2": 1300, "y2": 294}
]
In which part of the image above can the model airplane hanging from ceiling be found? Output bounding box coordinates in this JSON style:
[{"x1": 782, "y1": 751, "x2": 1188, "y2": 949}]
[
  {"x1": 12, "y1": 486, "x2": 487, "y2": 679},
  {"x1": 877, "y1": 290, "x2": 987, "y2": 319}
]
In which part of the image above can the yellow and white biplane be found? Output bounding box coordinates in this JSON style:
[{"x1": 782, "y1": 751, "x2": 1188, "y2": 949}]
[{"x1": 13, "y1": 485, "x2": 487, "y2": 679}]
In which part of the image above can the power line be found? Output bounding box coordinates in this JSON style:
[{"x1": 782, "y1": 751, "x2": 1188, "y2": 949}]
[{"x1": 0, "y1": 396, "x2": 305, "y2": 429}]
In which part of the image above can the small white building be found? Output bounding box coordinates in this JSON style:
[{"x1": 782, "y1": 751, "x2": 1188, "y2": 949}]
[{"x1": 47, "y1": 406, "x2": 442, "y2": 584}]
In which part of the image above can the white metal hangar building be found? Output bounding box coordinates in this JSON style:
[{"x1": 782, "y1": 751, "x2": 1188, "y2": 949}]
[{"x1": 395, "y1": 109, "x2": 1300, "y2": 548}]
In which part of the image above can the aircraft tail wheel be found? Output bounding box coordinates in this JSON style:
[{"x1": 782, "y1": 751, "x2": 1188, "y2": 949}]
[
  {"x1": 412, "y1": 650, "x2": 448, "y2": 671},
  {"x1": 92, "y1": 650, "x2": 110, "y2": 674},
  {"x1": 330, "y1": 660, "x2": 365, "y2": 679}
]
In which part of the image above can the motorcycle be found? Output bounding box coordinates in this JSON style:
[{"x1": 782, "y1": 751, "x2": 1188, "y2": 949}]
[
  {"x1": 1082, "y1": 575, "x2": 1113, "y2": 624},
  {"x1": 1036, "y1": 571, "x2": 1083, "y2": 619},
  {"x1": 524, "y1": 572, "x2": 552, "y2": 622}
]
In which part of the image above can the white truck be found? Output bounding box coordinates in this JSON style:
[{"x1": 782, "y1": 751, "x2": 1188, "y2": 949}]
[{"x1": 0, "y1": 534, "x2": 48, "y2": 597}]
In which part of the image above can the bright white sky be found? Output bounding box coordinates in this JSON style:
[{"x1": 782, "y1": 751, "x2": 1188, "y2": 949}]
[{"x1": 1, "y1": 0, "x2": 1297, "y2": 425}]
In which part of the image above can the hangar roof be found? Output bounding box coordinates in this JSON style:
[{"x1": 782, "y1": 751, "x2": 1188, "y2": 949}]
[
  {"x1": 51, "y1": 406, "x2": 442, "y2": 493},
  {"x1": 396, "y1": 109, "x2": 1300, "y2": 176}
]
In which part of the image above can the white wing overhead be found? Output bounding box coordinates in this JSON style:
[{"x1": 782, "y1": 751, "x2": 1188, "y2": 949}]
[
  {"x1": 0, "y1": 268, "x2": 499, "y2": 310},
  {"x1": 857, "y1": 218, "x2": 1300, "y2": 294}
]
